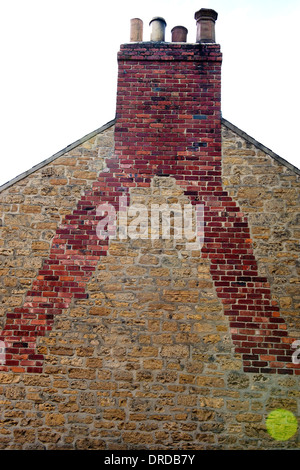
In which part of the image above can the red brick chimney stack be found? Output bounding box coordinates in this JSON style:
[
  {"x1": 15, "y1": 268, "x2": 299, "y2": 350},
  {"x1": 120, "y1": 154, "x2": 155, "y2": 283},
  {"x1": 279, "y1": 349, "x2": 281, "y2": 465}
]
[{"x1": 115, "y1": 10, "x2": 222, "y2": 183}]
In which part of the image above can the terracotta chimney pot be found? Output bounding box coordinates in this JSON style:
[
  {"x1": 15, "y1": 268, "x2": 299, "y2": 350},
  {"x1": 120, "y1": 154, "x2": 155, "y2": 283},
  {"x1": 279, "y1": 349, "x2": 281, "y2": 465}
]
[
  {"x1": 171, "y1": 26, "x2": 188, "y2": 42},
  {"x1": 194, "y1": 8, "x2": 218, "y2": 43},
  {"x1": 130, "y1": 18, "x2": 143, "y2": 42}
]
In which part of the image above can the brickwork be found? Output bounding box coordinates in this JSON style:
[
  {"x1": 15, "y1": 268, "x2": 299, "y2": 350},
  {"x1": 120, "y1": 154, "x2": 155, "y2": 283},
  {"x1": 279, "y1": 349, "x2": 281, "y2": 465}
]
[
  {"x1": 0, "y1": 38, "x2": 299, "y2": 449},
  {"x1": 113, "y1": 42, "x2": 300, "y2": 375}
]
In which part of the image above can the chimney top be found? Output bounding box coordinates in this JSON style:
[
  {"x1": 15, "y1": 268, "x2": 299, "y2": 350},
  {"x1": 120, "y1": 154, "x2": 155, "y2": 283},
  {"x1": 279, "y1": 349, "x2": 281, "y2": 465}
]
[
  {"x1": 171, "y1": 26, "x2": 188, "y2": 43},
  {"x1": 149, "y1": 16, "x2": 167, "y2": 27},
  {"x1": 194, "y1": 8, "x2": 218, "y2": 43},
  {"x1": 195, "y1": 8, "x2": 218, "y2": 21},
  {"x1": 149, "y1": 17, "x2": 167, "y2": 42},
  {"x1": 130, "y1": 18, "x2": 143, "y2": 42},
  {"x1": 128, "y1": 9, "x2": 219, "y2": 44}
]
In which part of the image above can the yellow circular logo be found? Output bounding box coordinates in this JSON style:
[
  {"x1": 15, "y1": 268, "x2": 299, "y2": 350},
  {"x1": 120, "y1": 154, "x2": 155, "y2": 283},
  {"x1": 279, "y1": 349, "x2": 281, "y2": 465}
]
[{"x1": 266, "y1": 409, "x2": 298, "y2": 441}]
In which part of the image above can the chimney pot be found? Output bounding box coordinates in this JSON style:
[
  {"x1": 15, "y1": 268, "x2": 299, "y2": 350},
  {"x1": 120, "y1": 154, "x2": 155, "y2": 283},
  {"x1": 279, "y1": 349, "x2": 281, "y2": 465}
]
[
  {"x1": 149, "y1": 17, "x2": 167, "y2": 42},
  {"x1": 171, "y1": 26, "x2": 188, "y2": 42},
  {"x1": 194, "y1": 8, "x2": 218, "y2": 43},
  {"x1": 130, "y1": 18, "x2": 143, "y2": 42}
]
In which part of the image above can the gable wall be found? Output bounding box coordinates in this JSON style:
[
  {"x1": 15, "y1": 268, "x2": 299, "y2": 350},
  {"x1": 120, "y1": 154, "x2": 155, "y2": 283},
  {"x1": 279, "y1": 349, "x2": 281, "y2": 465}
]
[{"x1": 0, "y1": 123, "x2": 299, "y2": 450}]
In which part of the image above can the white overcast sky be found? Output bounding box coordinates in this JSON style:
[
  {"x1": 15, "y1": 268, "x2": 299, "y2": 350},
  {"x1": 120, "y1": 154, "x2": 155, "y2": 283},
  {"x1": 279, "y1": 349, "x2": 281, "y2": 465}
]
[{"x1": 0, "y1": 0, "x2": 299, "y2": 186}]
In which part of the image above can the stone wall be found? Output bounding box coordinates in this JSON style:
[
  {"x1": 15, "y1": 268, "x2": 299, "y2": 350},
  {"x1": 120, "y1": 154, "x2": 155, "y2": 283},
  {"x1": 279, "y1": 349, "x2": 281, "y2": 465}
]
[
  {"x1": 222, "y1": 124, "x2": 300, "y2": 338},
  {"x1": 0, "y1": 122, "x2": 299, "y2": 449},
  {"x1": 0, "y1": 125, "x2": 114, "y2": 329}
]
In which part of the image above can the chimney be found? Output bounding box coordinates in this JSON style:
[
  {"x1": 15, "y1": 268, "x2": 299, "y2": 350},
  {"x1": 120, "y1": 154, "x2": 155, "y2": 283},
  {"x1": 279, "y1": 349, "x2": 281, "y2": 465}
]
[
  {"x1": 130, "y1": 18, "x2": 143, "y2": 42},
  {"x1": 149, "y1": 17, "x2": 167, "y2": 41},
  {"x1": 115, "y1": 9, "x2": 222, "y2": 184},
  {"x1": 195, "y1": 8, "x2": 218, "y2": 43},
  {"x1": 171, "y1": 26, "x2": 188, "y2": 42}
]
